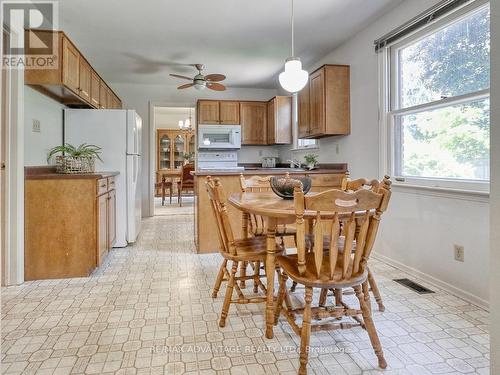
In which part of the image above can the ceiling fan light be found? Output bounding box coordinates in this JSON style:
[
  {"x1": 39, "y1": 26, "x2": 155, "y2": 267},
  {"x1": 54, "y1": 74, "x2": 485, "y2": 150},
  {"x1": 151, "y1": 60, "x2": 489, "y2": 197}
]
[{"x1": 279, "y1": 58, "x2": 308, "y2": 93}]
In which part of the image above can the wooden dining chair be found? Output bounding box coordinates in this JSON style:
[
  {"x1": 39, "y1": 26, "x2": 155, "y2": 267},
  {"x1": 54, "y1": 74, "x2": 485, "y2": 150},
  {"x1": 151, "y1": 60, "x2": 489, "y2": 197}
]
[
  {"x1": 205, "y1": 176, "x2": 284, "y2": 327},
  {"x1": 177, "y1": 163, "x2": 194, "y2": 207},
  {"x1": 157, "y1": 175, "x2": 174, "y2": 205},
  {"x1": 238, "y1": 174, "x2": 297, "y2": 292},
  {"x1": 274, "y1": 177, "x2": 392, "y2": 375},
  {"x1": 316, "y1": 177, "x2": 387, "y2": 312}
]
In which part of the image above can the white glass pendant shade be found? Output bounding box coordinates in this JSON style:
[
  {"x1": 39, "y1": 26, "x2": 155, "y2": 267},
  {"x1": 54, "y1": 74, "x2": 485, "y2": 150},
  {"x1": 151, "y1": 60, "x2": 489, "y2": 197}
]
[
  {"x1": 279, "y1": 58, "x2": 308, "y2": 94},
  {"x1": 178, "y1": 120, "x2": 184, "y2": 129},
  {"x1": 184, "y1": 118, "x2": 191, "y2": 128}
]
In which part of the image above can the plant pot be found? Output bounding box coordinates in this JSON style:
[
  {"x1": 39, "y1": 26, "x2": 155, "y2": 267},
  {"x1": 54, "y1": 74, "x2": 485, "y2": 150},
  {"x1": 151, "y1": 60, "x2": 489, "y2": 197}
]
[{"x1": 55, "y1": 156, "x2": 95, "y2": 174}]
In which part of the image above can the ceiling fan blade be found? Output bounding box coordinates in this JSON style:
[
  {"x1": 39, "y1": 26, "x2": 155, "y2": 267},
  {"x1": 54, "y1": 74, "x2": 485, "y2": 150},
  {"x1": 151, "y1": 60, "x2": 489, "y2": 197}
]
[
  {"x1": 205, "y1": 74, "x2": 226, "y2": 82},
  {"x1": 207, "y1": 82, "x2": 226, "y2": 91},
  {"x1": 170, "y1": 74, "x2": 193, "y2": 81},
  {"x1": 178, "y1": 83, "x2": 194, "y2": 90}
]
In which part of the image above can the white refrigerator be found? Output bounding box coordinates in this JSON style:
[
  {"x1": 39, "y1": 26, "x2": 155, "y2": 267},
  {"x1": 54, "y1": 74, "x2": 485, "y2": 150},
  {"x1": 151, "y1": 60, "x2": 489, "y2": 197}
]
[{"x1": 64, "y1": 109, "x2": 142, "y2": 247}]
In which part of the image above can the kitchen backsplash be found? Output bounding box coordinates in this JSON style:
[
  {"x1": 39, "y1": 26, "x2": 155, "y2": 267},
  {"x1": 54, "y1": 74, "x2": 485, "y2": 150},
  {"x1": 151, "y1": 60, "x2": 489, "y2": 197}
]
[{"x1": 237, "y1": 145, "x2": 280, "y2": 163}]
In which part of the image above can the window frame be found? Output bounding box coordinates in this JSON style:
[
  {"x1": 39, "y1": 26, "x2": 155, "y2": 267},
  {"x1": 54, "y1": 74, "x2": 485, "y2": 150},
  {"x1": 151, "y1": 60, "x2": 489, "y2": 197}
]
[{"x1": 381, "y1": 0, "x2": 490, "y2": 193}]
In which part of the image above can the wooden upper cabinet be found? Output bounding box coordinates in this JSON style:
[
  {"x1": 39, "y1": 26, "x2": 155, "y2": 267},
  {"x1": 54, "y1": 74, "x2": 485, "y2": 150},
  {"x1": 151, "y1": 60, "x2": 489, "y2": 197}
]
[
  {"x1": 62, "y1": 36, "x2": 80, "y2": 94},
  {"x1": 78, "y1": 59, "x2": 91, "y2": 103},
  {"x1": 267, "y1": 96, "x2": 292, "y2": 145},
  {"x1": 106, "y1": 87, "x2": 113, "y2": 109},
  {"x1": 240, "y1": 101, "x2": 267, "y2": 145},
  {"x1": 90, "y1": 70, "x2": 100, "y2": 108},
  {"x1": 99, "y1": 83, "x2": 108, "y2": 109},
  {"x1": 198, "y1": 101, "x2": 219, "y2": 124},
  {"x1": 297, "y1": 64, "x2": 350, "y2": 138},
  {"x1": 24, "y1": 31, "x2": 122, "y2": 109},
  {"x1": 298, "y1": 80, "x2": 310, "y2": 138},
  {"x1": 267, "y1": 99, "x2": 276, "y2": 144},
  {"x1": 219, "y1": 101, "x2": 240, "y2": 124}
]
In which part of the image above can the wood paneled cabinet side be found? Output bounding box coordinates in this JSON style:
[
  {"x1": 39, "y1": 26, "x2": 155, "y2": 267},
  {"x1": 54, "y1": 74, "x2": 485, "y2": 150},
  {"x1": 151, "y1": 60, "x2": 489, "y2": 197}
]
[
  {"x1": 240, "y1": 101, "x2": 267, "y2": 145},
  {"x1": 267, "y1": 96, "x2": 292, "y2": 145},
  {"x1": 24, "y1": 175, "x2": 117, "y2": 280}
]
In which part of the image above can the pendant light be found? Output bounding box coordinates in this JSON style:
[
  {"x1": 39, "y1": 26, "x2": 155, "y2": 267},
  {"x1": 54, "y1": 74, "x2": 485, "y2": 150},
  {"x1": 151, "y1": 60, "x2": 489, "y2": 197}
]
[
  {"x1": 184, "y1": 108, "x2": 192, "y2": 130},
  {"x1": 178, "y1": 120, "x2": 184, "y2": 129},
  {"x1": 279, "y1": 0, "x2": 308, "y2": 93}
]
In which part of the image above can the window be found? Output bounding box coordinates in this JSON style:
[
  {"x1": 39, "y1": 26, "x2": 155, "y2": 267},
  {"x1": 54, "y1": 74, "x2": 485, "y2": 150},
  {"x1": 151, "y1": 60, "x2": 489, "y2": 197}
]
[
  {"x1": 386, "y1": 3, "x2": 490, "y2": 191},
  {"x1": 297, "y1": 138, "x2": 318, "y2": 149}
]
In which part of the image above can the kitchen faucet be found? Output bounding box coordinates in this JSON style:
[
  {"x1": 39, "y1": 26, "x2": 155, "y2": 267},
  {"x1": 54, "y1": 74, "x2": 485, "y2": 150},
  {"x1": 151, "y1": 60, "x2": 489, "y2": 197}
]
[{"x1": 287, "y1": 159, "x2": 302, "y2": 168}]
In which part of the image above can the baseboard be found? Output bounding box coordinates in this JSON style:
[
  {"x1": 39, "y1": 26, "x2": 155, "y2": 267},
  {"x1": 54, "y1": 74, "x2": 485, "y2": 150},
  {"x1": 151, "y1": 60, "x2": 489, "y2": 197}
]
[{"x1": 372, "y1": 252, "x2": 489, "y2": 311}]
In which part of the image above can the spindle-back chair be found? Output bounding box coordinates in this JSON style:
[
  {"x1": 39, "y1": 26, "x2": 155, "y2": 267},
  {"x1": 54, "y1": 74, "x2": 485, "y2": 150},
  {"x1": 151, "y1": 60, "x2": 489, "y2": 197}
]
[{"x1": 275, "y1": 177, "x2": 391, "y2": 375}]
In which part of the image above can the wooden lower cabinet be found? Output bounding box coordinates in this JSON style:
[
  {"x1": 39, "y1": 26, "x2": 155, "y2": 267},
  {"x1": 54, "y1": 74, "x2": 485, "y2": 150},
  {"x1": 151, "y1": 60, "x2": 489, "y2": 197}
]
[
  {"x1": 97, "y1": 193, "x2": 109, "y2": 265},
  {"x1": 24, "y1": 170, "x2": 118, "y2": 280},
  {"x1": 97, "y1": 185, "x2": 116, "y2": 265}
]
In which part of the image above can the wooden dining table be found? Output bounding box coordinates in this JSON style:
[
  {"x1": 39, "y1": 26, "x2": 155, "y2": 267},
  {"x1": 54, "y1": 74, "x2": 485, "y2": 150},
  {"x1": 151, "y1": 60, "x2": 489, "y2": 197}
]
[{"x1": 228, "y1": 191, "x2": 318, "y2": 339}]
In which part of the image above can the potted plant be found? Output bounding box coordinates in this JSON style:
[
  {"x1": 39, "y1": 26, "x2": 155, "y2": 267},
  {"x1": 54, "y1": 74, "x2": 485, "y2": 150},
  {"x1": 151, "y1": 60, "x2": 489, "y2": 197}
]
[
  {"x1": 304, "y1": 154, "x2": 319, "y2": 170},
  {"x1": 47, "y1": 143, "x2": 103, "y2": 174}
]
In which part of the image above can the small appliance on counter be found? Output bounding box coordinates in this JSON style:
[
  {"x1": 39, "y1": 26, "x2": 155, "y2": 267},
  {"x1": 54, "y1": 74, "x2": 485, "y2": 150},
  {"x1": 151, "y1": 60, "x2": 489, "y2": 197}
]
[
  {"x1": 262, "y1": 156, "x2": 279, "y2": 168},
  {"x1": 197, "y1": 151, "x2": 244, "y2": 172}
]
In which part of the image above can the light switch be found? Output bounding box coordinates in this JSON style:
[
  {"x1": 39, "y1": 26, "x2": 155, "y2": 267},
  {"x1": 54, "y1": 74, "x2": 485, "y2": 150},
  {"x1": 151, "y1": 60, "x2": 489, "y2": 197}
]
[{"x1": 32, "y1": 119, "x2": 41, "y2": 133}]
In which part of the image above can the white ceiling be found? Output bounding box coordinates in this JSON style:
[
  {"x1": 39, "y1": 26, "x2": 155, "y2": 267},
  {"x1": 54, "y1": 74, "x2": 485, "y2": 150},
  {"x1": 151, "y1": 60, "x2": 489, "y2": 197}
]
[{"x1": 59, "y1": 0, "x2": 403, "y2": 89}]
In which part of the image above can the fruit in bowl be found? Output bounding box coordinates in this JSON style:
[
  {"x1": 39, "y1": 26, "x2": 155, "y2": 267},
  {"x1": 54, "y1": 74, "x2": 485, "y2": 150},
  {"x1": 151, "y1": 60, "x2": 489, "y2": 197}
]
[{"x1": 270, "y1": 173, "x2": 312, "y2": 199}]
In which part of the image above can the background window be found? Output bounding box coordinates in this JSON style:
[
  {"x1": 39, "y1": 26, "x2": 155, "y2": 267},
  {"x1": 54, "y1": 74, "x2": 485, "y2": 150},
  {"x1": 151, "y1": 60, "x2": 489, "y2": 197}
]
[
  {"x1": 297, "y1": 139, "x2": 318, "y2": 149},
  {"x1": 390, "y1": 4, "x2": 490, "y2": 187}
]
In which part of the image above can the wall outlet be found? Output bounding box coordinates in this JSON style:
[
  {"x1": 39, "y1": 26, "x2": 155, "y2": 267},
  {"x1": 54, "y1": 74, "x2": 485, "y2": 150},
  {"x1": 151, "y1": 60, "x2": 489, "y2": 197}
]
[
  {"x1": 32, "y1": 119, "x2": 41, "y2": 133},
  {"x1": 454, "y1": 244, "x2": 465, "y2": 262},
  {"x1": 335, "y1": 144, "x2": 340, "y2": 155},
  {"x1": 258, "y1": 149, "x2": 263, "y2": 157}
]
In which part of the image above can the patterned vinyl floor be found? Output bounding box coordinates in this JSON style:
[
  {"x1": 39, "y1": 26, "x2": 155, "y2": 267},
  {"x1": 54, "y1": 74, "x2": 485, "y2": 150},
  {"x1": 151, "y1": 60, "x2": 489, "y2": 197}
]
[{"x1": 1, "y1": 215, "x2": 490, "y2": 375}]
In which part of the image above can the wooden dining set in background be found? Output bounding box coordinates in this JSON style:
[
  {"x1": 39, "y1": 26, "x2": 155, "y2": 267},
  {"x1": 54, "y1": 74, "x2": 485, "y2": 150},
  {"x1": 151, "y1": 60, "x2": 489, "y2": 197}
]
[{"x1": 205, "y1": 172, "x2": 392, "y2": 375}]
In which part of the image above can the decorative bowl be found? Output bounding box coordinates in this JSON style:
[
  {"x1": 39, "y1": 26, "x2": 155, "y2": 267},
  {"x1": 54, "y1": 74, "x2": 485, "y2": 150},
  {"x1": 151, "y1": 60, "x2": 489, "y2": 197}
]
[{"x1": 270, "y1": 174, "x2": 312, "y2": 199}]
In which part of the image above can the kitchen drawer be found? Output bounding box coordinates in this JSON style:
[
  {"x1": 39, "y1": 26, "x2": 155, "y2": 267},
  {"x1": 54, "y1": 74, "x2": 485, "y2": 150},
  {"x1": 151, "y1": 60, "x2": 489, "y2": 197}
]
[
  {"x1": 107, "y1": 176, "x2": 116, "y2": 190},
  {"x1": 97, "y1": 178, "x2": 108, "y2": 195},
  {"x1": 310, "y1": 174, "x2": 345, "y2": 189}
]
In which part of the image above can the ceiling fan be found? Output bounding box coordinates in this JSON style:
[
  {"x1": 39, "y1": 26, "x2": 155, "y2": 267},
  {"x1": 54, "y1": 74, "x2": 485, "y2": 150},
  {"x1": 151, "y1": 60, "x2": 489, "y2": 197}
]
[{"x1": 170, "y1": 64, "x2": 226, "y2": 91}]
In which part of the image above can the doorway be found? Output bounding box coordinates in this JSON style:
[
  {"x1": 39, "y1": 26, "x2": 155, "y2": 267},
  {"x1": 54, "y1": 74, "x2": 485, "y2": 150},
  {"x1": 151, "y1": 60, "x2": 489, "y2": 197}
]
[{"x1": 151, "y1": 105, "x2": 196, "y2": 216}]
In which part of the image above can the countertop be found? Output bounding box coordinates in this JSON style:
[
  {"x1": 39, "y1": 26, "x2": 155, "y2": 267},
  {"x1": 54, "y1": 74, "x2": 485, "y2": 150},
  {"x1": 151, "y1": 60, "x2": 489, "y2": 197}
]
[
  {"x1": 25, "y1": 166, "x2": 120, "y2": 180},
  {"x1": 192, "y1": 163, "x2": 348, "y2": 177}
]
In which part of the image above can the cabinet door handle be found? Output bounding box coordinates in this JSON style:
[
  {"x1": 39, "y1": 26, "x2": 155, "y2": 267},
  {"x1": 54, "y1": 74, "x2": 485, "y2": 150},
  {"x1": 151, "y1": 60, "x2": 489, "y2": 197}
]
[{"x1": 100, "y1": 184, "x2": 106, "y2": 188}]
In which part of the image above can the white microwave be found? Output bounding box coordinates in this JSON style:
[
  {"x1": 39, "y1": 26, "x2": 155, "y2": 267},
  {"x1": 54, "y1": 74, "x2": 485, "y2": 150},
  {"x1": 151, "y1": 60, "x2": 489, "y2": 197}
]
[{"x1": 198, "y1": 124, "x2": 241, "y2": 149}]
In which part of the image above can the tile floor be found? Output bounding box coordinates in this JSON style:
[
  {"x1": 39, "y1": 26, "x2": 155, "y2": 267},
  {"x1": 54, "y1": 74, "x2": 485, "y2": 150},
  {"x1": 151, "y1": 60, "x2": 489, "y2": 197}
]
[{"x1": 1, "y1": 215, "x2": 490, "y2": 375}]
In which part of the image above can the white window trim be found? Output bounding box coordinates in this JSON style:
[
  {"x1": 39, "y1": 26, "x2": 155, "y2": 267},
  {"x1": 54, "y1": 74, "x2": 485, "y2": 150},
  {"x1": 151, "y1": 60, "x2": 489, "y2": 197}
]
[{"x1": 379, "y1": 0, "x2": 490, "y2": 195}]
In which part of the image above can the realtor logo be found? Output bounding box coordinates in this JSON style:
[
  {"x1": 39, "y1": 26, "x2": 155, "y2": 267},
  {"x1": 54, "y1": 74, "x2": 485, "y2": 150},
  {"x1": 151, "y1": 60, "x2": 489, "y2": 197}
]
[{"x1": 1, "y1": 1, "x2": 58, "y2": 69}]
